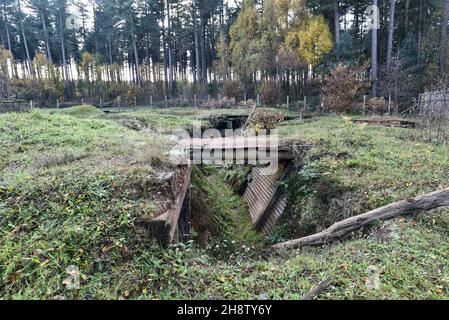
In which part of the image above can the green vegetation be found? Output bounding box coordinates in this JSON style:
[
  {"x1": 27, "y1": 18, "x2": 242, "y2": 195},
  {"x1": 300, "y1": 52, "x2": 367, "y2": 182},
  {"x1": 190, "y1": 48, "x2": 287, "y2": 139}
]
[
  {"x1": 50, "y1": 105, "x2": 104, "y2": 118},
  {"x1": 0, "y1": 108, "x2": 448, "y2": 299},
  {"x1": 275, "y1": 116, "x2": 449, "y2": 240},
  {"x1": 190, "y1": 166, "x2": 264, "y2": 258}
]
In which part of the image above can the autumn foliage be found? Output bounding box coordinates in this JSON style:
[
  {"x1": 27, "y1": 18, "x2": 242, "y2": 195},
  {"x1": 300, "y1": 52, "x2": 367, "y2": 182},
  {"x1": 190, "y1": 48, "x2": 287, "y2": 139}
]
[
  {"x1": 223, "y1": 80, "x2": 245, "y2": 101},
  {"x1": 260, "y1": 80, "x2": 281, "y2": 106},
  {"x1": 248, "y1": 110, "x2": 285, "y2": 133},
  {"x1": 322, "y1": 64, "x2": 368, "y2": 113}
]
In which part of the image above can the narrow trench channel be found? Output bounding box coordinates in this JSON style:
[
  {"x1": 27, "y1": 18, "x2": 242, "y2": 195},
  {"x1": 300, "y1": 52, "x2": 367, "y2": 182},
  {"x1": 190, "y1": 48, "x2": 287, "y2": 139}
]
[{"x1": 174, "y1": 115, "x2": 297, "y2": 251}]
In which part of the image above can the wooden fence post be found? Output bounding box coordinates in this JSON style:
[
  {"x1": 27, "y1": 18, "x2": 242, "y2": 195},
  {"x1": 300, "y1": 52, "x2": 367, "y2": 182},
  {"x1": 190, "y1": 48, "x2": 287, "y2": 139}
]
[
  {"x1": 388, "y1": 94, "x2": 392, "y2": 115},
  {"x1": 363, "y1": 95, "x2": 366, "y2": 116},
  {"x1": 417, "y1": 93, "x2": 422, "y2": 113},
  {"x1": 56, "y1": 99, "x2": 59, "y2": 109},
  {"x1": 286, "y1": 95, "x2": 289, "y2": 111}
]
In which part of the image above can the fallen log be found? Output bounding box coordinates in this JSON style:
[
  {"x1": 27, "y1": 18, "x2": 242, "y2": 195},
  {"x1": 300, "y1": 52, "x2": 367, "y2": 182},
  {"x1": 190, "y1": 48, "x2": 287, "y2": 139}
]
[
  {"x1": 272, "y1": 187, "x2": 449, "y2": 250},
  {"x1": 302, "y1": 278, "x2": 333, "y2": 300}
]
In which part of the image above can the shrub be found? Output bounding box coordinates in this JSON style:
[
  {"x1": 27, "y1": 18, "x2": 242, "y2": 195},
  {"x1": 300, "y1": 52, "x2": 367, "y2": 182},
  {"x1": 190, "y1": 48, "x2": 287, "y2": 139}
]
[
  {"x1": 223, "y1": 80, "x2": 245, "y2": 101},
  {"x1": 322, "y1": 63, "x2": 368, "y2": 113},
  {"x1": 126, "y1": 85, "x2": 140, "y2": 106},
  {"x1": 260, "y1": 80, "x2": 281, "y2": 106},
  {"x1": 365, "y1": 97, "x2": 388, "y2": 114},
  {"x1": 248, "y1": 110, "x2": 284, "y2": 133}
]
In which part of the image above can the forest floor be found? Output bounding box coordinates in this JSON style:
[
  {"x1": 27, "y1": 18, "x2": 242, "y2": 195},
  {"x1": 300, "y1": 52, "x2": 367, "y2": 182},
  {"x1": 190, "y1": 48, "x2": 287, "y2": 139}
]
[{"x1": 0, "y1": 105, "x2": 448, "y2": 299}]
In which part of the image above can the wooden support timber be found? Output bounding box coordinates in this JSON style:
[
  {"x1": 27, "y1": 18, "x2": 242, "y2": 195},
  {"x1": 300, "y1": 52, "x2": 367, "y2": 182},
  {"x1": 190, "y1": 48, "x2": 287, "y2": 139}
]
[
  {"x1": 272, "y1": 187, "x2": 449, "y2": 250},
  {"x1": 138, "y1": 163, "x2": 192, "y2": 246}
]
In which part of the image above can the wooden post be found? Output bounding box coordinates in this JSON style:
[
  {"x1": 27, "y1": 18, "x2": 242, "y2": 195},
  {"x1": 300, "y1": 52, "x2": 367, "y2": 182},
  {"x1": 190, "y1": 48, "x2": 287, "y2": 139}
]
[
  {"x1": 286, "y1": 95, "x2": 289, "y2": 111},
  {"x1": 30, "y1": 100, "x2": 33, "y2": 110},
  {"x1": 150, "y1": 96, "x2": 153, "y2": 108},
  {"x1": 194, "y1": 94, "x2": 197, "y2": 108},
  {"x1": 244, "y1": 93, "x2": 247, "y2": 101},
  {"x1": 417, "y1": 93, "x2": 422, "y2": 113},
  {"x1": 56, "y1": 99, "x2": 59, "y2": 109},
  {"x1": 363, "y1": 95, "x2": 366, "y2": 116},
  {"x1": 257, "y1": 94, "x2": 260, "y2": 105},
  {"x1": 99, "y1": 98, "x2": 102, "y2": 110},
  {"x1": 81, "y1": 98, "x2": 84, "y2": 105},
  {"x1": 218, "y1": 94, "x2": 221, "y2": 100},
  {"x1": 134, "y1": 96, "x2": 137, "y2": 108},
  {"x1": 387, "y1": 95, "x2": 391, "y2": 114},
  {"x1": 165, "y1": 95, "x2": 168, "y2": 108},
  {"x1": 304, "y1": 96, "x2": 307, "y2": 112}
]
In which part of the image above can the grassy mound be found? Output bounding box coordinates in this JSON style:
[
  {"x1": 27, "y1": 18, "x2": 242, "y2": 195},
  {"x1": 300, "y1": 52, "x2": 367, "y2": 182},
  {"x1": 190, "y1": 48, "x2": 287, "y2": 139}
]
[{"x1": 52, "y1": 105, "x2": 103, "y2": 118}]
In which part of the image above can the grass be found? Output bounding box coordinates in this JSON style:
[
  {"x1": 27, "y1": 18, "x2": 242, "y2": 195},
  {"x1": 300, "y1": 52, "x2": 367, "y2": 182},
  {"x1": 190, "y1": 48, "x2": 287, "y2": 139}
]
[
  {"x1": 50, "y1": 105, "x2": 104, "y2": 118},
  {"x1": 0, "y1": 108, "x2": 448, "y2": 299},
  {"x1": 276, "y1": 115, "x2": 449, "y2": 237}
]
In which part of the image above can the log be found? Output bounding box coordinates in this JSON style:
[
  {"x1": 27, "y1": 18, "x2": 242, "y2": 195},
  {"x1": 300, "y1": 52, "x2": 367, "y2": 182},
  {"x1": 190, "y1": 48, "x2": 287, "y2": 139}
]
[
  {"x1": 302, "y1": 278, "x2": 333, "y2": 300},
  {"x1": 272, "y1": 187, "x2": 449, "y2": 250}
]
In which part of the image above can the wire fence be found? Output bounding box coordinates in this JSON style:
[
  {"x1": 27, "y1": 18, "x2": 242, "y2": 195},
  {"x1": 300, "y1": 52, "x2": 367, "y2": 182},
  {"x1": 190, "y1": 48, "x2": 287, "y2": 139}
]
[
  {"x1": 26, "y1": 93, "x2": 327, "y2": 112},
  {"x1": 419, "y1": 90, "x2": 449, "y2": 119}
]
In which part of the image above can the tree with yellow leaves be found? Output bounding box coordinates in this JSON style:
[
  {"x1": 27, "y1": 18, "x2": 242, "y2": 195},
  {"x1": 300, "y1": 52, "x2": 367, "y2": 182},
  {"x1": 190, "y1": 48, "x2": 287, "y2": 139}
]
[
  {"x1": 287, "y1": 15, "x2": 333, "y2": 67},
  {"x1": 230, "y1": 0, "x2": 259, "y2": 81}
]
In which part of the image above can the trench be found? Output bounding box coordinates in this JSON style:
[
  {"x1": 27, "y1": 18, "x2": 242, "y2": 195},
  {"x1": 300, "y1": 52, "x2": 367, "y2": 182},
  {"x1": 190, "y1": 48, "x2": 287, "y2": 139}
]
[{"x1": 146, "y1": 114, "x2": 305, "y2": 247}]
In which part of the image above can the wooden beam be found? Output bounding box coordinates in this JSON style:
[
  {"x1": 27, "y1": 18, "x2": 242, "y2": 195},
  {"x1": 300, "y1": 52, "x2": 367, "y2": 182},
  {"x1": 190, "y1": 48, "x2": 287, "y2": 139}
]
[{"x1": 272, "y1": 187, "x2": 449, "y2": 250}]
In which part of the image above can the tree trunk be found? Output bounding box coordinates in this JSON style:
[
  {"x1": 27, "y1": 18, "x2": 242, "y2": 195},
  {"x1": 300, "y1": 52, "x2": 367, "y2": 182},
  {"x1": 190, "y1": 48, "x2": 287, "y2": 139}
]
[
  {"x1": 201, "y1": 19, "x2": 206, "y2": 84},
  {"x1": 59, "y1": 10, "x2": 70, "y2": 96},
  {"x1": 166, "y1": 0, "x2": 173, "y2": 96},
  {"x1": 3, "y1": 4, "x2": 12, "y2": 52},
  {"x1": 40, "y1": 10, "x2": 52, "y2": 63},
  {"x1": 386, "y1": 0, "x2": 395, "y2": 68},
  {"x1": 440, "y1": 0, "x2": 449, "y2": 77},
  {"x1": 107, "y1": 32, "x2": 113, "y2": 64},
  {"x1": 371, "y1": 0, "x2": 378, "y2": 97},
  {"x1": 334, "y1": 0, "x2": 340, "y2": 61},
  {"x1": 219, "y1": 0, "x2": 226, "y2": 80},
  {"x1": 18, "y1": 0, "x2": 33, "y2": 78},
  {"x1": 129, "y1": 13, "x2": 141, "y2": 86},
  {"x1": 417, "y1": 0, "x2": 424, "y2": 68},
  {"x1": 162, "y1": 7, "x2": 168, "y2": 92},
  {"x1": 91, "y1": 0, "x2": 98, "y2": 53},
  {"x1": 272, "y1": 187, "x2": 449, "y2": 250},
  {"x1": 404, "y1": 0, "x2": 410, "y2": 34},
  {"x1": 193, "y1": 6, "x2": 201, "y2": 84}
]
